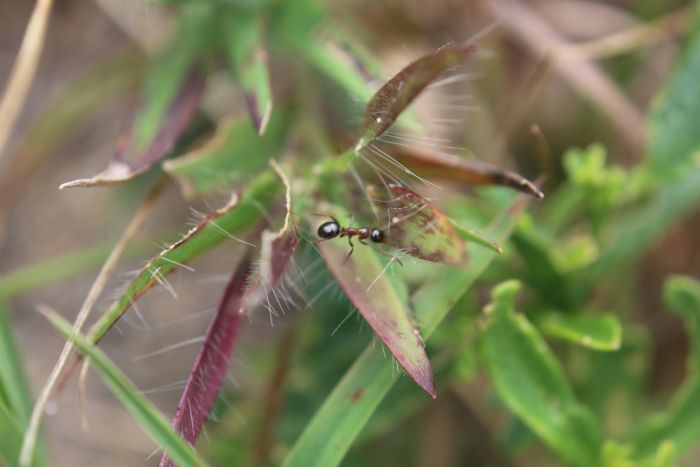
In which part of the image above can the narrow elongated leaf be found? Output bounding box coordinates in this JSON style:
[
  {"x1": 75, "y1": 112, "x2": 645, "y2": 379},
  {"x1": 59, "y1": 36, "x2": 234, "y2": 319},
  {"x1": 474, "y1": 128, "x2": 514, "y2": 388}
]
[
  {"x1": 632, "y1": 276, "x2": 700, "y2": 458},
  {"x1": 0, "y1": 306, "x2": 33, "y2": 426},
  {"x1": 318, "y1": 228, "x2": 434, "y2": 397},
  {"x1": 368, "y1": 184, "x2": 467, "y2": 265},
  {"x1": 356, "y1": 44, "x2": 475, "y2": 150},
  {"x1": 284, "y1": 193, "x2": 529, "y2": 467},
  {"x1": 393, "y1": 147, "x2": 544, "y2": 198},
  {"x1": 47, "y1": 171, "x2": 278, "y2": 397},
  {"x1": 0, "y1": 397, "x2": 26, "y2": 467},
  {"x1": 222, "y1": 13, "x2": 273, "y2": 134},
  {"x1": 0, "y1": 241, "x2": 151, "y2": 300},
  {"x1": 60, "y1": 6, "x2": 214, "y2": 189},
  {"x1": 0, "y1": 305, "x2": 45, "y2": 467},
  {"x1": 539, "y1": 312, "x2": 622, "y2": 351},
  {"x1": 86, "y1": 170, "x2": 278, "y2": 346},
  {"x1": 60, "y1": 72, "x2": 205, "y2": 189},
  {"x1": 648, "y1": 22, "x2": 700, "y2": 171},
  {"x1": 480, "y1": 281, "x2": 601, "y2": 467},
  {"x1": 163, "y1": 115, "x2": 287, "y2": 198},
  {"x1": 42, "y1": 310, "x2": 210, "y2": 467},
  {"x1": 159, "y1": 256, "x2": 254, "y2": 467}
]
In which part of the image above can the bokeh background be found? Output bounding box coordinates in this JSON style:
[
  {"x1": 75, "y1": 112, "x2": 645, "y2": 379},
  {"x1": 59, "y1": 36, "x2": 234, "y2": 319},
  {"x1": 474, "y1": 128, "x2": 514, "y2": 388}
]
[{"x1": 1, "y1": 1, "x2": 699, "y2": 466}]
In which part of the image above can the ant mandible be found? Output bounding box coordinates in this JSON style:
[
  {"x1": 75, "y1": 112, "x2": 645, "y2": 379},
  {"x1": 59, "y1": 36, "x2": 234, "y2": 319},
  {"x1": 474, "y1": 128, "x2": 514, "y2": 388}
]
[{"x1": 317, "y1": 217, "x2": 389, "y2": 263}]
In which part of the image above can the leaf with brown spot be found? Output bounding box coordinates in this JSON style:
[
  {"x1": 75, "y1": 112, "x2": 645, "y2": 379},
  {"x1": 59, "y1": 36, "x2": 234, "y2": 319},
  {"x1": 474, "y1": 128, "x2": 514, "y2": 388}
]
[
  {"x1": 356, "y1": 44, "x2": 476, "y2": 150},
  {"x1": 368, "y1": 184, "x2": 467, "y2": 265}
]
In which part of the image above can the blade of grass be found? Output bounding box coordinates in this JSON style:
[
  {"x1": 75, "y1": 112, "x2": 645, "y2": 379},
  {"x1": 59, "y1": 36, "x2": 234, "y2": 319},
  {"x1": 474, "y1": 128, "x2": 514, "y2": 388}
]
[
  {"x1": 19, "y1": 177, "x2": 168, "y2": 467},
  {"x1": 40, "y1": 307, "x2": 210, "y2": 467},
  {"x1": 0, "y1": 0, "x2": 54, "y2": 162},
  {"x1": 0, "y1": 239, "x2": 153, "y2": 300},
  {"x1": 58, "y1": 170, "x2": 278, "y2": 399},
  {"x1": 85, "y1": 170, "x2": 278, "y2": 346},
  {"x1": 0, "y1": 303, "x2": 46, "y2": 467},
  {"x1": 283, "y1": 192, "x2": 530, "y2": 467}
]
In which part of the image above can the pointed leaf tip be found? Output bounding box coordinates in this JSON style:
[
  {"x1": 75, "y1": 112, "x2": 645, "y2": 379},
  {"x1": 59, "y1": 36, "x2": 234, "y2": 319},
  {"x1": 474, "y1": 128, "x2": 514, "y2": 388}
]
[{"x1": 318, "y1": 226, "x2": 435, "y2": 396}]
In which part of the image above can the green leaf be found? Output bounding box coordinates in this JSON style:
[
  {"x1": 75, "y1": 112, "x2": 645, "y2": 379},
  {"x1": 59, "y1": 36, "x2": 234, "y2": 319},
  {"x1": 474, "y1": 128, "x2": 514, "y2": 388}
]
[
  {"x1": 304, "y1": 40, "x2": 374, "y2": 103},
  {"x1": 648, "y1": 25, "x2": 700, "y2": 171},
  {"x1": 283, "y1": 192, "x2": 528, "y2": 467},
  {"x1": 0, "y1": 398, "x2": 25, "y2": 467},
  {"x1": 0, "y1": 242, "x2": 152, "y2": 300},
  {"x1": 511, "y1": 222, "x2": 575, "y2": 310},
  {"x1": 132, "y1": 5, "x2": 213, "y2": 149},
  {"x1": 583, "y1": 167, "x2": 700, "y2": 288},
  {"x1": 164, "y1": 115, "x2": 287, "y2": 198},
  {"x1": 42, "y1": 309, "x2": 210, "y2": 467},
  {"x1": 222, "y1": 12, "x2": 273, "y2": 134},
  {"x1": 86, "y1": 170, "x2": 279, "y2": 346},
  {"x1": 643, "y1": 441, "x2": 677, "y2": 467},
  {"x1": 480, "y1": 280, "x2": 601, "y2": 467},
  {"x1": 632, "y1": 276, "x2": 700, "y2": 457},
  {"x1": 539, "y1": 312, "x2": 622, "y2": 351},
  {"x1": 0, "y1": 305, "x2": 45, "y2": 467}
]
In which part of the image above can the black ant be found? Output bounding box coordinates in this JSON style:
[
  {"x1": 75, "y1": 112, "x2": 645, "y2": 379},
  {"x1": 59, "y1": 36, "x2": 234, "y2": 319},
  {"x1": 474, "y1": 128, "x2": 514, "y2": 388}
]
[{"x1": 316, "y1": 217, "x2": 402, "y2": 265}]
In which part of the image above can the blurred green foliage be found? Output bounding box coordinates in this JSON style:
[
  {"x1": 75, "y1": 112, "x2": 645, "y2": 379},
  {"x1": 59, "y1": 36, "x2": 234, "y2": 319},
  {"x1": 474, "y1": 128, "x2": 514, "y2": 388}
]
[{"x1": 3, "y1": 0, "x2": 700, "y2": 466}]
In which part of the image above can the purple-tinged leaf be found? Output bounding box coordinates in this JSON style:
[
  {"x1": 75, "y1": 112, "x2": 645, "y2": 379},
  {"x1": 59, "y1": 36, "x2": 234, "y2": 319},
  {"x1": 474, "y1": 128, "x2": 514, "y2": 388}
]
[
  {"x1": 368, "y1": 184, "x2": 467, "y2": 265},
  {"x1": 55, "y1": 171, "x2": 280, "y2": 394},
  {"x1": 59, "y1": 72, "x2": 204, "y2": 189},
  {"x1": 159, "y1": 255, "x2": 254, "y2": 467},
  {"x1": 318, "y1": 225, "x2": 435, "y2": 397},
  {"x1": 356, "y1": 44, "x2": 475, "y2": 151}
]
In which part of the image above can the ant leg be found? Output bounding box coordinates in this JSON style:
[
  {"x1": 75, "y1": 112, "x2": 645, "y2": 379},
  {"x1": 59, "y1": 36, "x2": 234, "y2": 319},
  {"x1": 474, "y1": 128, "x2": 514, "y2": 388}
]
[
  {"x1": 376, "y1": 247, "x2": 404, "y2": 267},
  {"x1": 359, "y1": 238, "x2": 368, "y2": 245},
  {"x1": 343, "y1": 237, "x2": 354, "y2": 264}
]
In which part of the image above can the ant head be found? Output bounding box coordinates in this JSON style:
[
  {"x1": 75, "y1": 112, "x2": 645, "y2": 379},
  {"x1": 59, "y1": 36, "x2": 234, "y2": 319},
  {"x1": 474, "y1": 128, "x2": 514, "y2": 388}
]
[
  {"x1": 370, "y1": 228, "x2": 385, "y2": 243},
  {"x1": 317, "y1": 220, "x2": 340, "y2": 239}
]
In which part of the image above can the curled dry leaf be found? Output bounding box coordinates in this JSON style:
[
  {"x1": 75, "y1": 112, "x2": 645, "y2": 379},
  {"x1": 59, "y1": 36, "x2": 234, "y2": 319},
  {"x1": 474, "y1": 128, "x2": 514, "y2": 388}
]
[
  {"x1": 60, "y1": 72, "x2": 204, "y2": 189},
  {"x1": 356, "y1": 44, "x2": 476, "y2": 151},
  {"x1": 368, "y1": 184, "x2": 467, "y2": 265}
]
